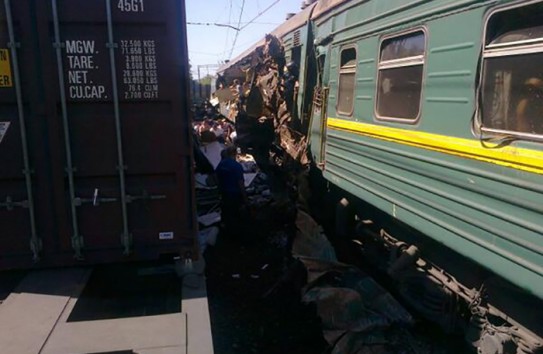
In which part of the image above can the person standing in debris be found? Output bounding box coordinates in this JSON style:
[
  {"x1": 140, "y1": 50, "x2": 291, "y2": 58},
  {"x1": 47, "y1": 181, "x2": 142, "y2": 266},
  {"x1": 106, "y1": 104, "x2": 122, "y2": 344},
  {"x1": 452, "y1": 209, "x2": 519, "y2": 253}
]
[
  {"x1": 283, "y1": 61, "x2": 299, "y2": 113},
  {"x1": 232, "y1": 79, "x2": 242, "y2": 96},
  {"x1": 215, "y1": 145, "x2": 248, "y2": 238},
  {"x1": 210, "y1": 120, "x2": 225, "y2": 143}
]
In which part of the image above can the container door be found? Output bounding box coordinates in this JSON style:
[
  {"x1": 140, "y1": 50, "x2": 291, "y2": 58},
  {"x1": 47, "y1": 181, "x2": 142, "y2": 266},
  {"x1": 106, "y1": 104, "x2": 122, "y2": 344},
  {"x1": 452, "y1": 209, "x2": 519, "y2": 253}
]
[
  {"x1": 39, "y1": 0, "x2": 195, "y2": 263},
  {"x1": 0, "y1": 0, "x2": 195, "y2": 269},
  {"x1": 0, "y1": 0, "x2": 47, "y2": 267}
]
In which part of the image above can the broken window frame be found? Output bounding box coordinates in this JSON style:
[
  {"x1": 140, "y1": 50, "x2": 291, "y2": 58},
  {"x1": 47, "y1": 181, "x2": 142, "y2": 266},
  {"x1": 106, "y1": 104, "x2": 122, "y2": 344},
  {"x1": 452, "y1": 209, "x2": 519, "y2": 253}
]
[
  {"x1": 479, "y1": 1, "x2": 543, "y2": 139},
  {"x1": 336, "y1": 46, "x2": 357, "y2": 117},
  {"x1": 375, "y1": 29, "x2": 426, "y2": 122}
]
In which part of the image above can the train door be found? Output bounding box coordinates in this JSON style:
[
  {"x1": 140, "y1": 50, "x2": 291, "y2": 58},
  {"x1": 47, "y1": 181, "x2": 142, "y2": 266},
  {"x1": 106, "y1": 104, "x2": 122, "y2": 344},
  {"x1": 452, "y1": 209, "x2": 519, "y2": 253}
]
[{"x1": 309, "y1": 50, "x2": 330, "y2": 168}]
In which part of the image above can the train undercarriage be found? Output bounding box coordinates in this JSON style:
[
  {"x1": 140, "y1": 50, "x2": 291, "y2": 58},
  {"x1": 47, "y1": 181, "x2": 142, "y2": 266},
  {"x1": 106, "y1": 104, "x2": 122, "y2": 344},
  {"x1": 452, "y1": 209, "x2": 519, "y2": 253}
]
[{"x1": 333, "y1": 194, "x2": 543, "y2": 354}]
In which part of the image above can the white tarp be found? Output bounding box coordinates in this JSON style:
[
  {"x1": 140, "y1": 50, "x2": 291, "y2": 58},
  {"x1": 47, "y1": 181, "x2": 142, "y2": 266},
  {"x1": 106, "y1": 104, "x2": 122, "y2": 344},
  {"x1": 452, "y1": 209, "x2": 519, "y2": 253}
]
[
  {"x1": 199, "y1": 141, "x2": 224, "y2": 169},
  {"x1": 197, "y1": 212, "x2": 221, "y2": 227}
]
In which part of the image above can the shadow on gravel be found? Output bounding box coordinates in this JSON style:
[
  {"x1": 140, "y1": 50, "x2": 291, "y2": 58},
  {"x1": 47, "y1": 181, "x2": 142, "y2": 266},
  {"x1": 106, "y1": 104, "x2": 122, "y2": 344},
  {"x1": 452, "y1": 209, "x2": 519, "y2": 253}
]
[{"x1": 205, "y1": 231, "x2": 327, "y2": 354}]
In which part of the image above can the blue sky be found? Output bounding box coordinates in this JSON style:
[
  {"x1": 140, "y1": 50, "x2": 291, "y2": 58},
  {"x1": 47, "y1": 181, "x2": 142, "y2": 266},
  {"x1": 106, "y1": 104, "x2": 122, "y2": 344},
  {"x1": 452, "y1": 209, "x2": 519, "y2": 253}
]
[{"x1": 186, "y1": 0, "x2": 303, "y2": 78}]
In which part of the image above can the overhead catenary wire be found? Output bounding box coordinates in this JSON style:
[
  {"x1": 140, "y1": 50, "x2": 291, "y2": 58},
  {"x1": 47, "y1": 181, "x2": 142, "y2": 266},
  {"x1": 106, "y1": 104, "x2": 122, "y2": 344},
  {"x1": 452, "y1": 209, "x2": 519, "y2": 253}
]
[
  {"x1": 214, "y1": 0, "x2": 230, "y2": 23},
  {"x1": 190, "y1": 32, "x2": 281, "y2": 62},
  {"x1": 190, "y1": 50, "x2": 228, "y2": 56},
  {"x1": 191, "y1": 34, "x2": 275, "y2": 57},
  {"x1": 188, "y1": 0, "x2": 285, "y2": 69},
  {"x1": 187, "y1": 21, "x2": 240, "y2": 31},
  {"x1": 228, "y1": 0, "x2": 246, "y2": 59},
  {"x1": 239, "y1": 0, "x2": 281, "y2": 31},
  {"x1": 223, "y1": 0, "x2": 234, "y2": 59},
  {"x1": 187, "y1": 21, "x2": 280, "y2": 27}
]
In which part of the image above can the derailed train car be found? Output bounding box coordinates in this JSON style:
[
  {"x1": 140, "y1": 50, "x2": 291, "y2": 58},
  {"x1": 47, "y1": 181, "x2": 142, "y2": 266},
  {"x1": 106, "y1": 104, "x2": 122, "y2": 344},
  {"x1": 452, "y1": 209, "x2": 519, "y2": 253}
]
[
  {"x1": 219, "y1": 0, "x2": 543, "y2": 352},
  {"x1": 0, "y1": 0, "x2": 196, "y2": 268}
]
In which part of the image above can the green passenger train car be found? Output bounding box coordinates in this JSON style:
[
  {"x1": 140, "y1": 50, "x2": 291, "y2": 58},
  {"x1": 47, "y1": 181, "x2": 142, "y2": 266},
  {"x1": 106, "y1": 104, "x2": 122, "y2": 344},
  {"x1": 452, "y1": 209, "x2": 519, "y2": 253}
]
[
  {"x1": 309, "y1": 0, "x2": 543, "y2": 350},
  {"x1": 220, "y1": 0, "x2": 543, "y2": 352},
  {"x1": 310, "y1": 0, "x2": 543, "y2": 352}
]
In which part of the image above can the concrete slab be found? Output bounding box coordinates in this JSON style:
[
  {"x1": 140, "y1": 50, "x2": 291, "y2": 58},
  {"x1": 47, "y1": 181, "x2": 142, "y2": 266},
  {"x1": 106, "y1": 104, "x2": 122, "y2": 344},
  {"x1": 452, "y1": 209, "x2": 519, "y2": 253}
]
[
  {"x1": 138, "y1": 347, "x2": 187, "y2": 354},
  {"x1": 182, "y1": 274, "x2": 214, "y2": 354},
  {"x1": 0, "y1": 263, "x2": 213, "y2": 354},
  {"x1": 0, "y1": 268, "x2": 90, "y2": 354},
  {"x1": 40, "y1": 313, "x2": 187, "y2": 354}
]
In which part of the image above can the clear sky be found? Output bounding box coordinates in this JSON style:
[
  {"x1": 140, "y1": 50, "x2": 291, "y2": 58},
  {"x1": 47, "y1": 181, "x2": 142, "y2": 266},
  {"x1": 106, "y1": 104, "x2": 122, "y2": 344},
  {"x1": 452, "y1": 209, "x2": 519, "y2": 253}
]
[{"x1": 186, "y1": 0, "x2": 304, "y2": 78}]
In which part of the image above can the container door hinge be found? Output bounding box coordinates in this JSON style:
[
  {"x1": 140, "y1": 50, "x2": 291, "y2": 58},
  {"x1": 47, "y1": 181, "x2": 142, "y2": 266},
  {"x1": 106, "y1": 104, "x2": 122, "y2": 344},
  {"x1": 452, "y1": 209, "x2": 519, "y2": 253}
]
[
  {"x1": 29, "y1": 237, "x2": 42, "y2": 262},
  {"x1": 71, "y1": 235, "x2": 84, "y2": 260},
  {"x1": 7, "y1": 41, "x2": 20, "y2": 48},
  {"x1": 64, "y1": 166, "x2": 77, "y2": 174},
  {"x1": 73, "y1": 188, "x2": 119, "y2": 206},
  {"x1": 126, "y1": 190, "x2": 166, "y2": 203},
  {"x1": 1, "y1": 196, "x2": 29, "y2": 211},
  {"x1": 73, "y1": 195, "x2": 117, "y2": 207},
  {"x1": 121, "y1": 233, "x2": 133, "y2": 256}
]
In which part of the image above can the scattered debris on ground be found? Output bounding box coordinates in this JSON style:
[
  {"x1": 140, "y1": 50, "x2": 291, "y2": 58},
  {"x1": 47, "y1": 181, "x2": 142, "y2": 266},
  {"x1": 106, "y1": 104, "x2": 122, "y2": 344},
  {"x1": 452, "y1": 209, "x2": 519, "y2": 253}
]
[{"x1": 193, "y1": 34, "x2": 464, "y2": 354}]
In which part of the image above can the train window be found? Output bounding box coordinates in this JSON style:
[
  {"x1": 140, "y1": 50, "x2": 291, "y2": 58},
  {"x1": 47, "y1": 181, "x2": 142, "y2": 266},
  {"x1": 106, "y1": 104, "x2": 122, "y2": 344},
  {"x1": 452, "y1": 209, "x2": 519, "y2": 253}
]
[
  {"x1": 481, "y1": 2, "x2": 543, "y2": 136},
  {"x1": 337, "y1": 47, "x2": 357, "y2": 116},
  {"x1": 376, "y1": 31, "x2": 425, "y2": 121}
]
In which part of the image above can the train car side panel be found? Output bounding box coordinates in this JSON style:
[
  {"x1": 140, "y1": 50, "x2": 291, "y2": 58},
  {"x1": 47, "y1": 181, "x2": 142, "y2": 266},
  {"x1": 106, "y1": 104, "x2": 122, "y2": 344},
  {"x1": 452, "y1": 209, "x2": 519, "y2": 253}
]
[{"x1": 317, "y1": 0, "x2": 543, "y2": 299}]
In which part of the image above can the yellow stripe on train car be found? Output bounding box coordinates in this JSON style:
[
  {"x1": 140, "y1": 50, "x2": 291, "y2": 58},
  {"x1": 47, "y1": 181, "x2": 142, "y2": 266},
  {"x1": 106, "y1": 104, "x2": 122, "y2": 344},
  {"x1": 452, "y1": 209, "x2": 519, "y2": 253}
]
[{"x1": 327, "y1": 117, "x2": 543, "y2": 175}]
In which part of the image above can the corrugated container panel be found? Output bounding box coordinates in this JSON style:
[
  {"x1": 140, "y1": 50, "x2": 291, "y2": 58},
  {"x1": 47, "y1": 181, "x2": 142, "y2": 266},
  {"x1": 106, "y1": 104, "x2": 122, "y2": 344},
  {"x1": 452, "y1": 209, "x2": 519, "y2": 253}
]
[{"x1": 0, "y1": 0, "x2": 196, "y2": 269}]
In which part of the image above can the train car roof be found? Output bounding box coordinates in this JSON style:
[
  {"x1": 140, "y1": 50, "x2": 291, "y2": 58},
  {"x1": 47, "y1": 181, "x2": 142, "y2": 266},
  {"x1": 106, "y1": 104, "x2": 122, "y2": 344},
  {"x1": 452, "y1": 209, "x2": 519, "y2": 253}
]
[
  {"x1": 310, "y1": 0, "x2": 350, "y2": 20},
  {"x1": 217, "y1": 2, "x2": 317, "y2": 74}
]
